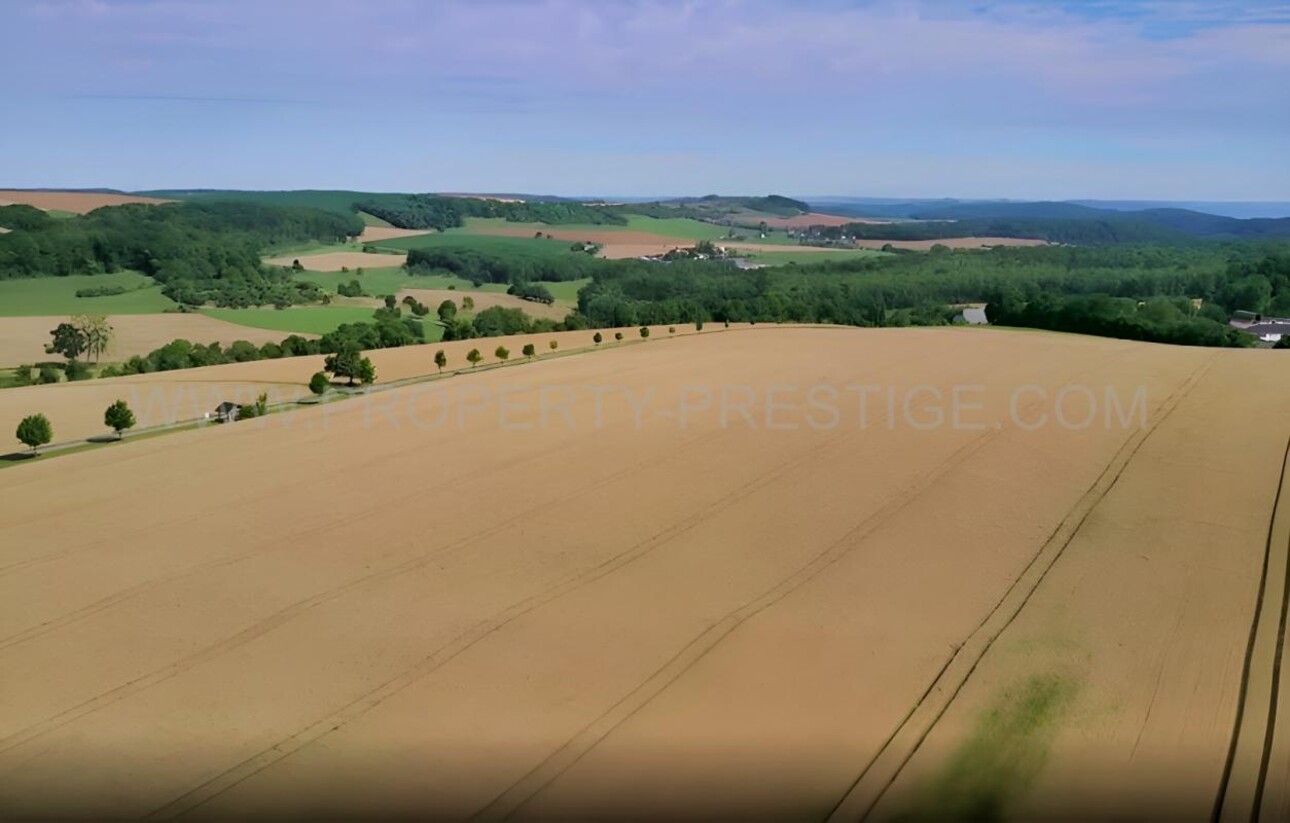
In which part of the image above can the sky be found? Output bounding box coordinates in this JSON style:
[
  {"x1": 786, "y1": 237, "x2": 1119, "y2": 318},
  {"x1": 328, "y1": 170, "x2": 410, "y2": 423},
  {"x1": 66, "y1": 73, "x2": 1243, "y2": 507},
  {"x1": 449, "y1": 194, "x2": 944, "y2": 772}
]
[{"x1": 1, "y1": 0, "x2": 1288, "y2": 200}]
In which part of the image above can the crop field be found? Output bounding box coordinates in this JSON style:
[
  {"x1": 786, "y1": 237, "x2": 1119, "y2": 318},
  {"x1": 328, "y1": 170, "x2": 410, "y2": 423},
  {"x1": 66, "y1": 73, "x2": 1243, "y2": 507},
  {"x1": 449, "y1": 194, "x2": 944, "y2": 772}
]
[
  {"x1": 358, "y1": 225, "x2": 435, "y2": 243},
  {"x1": 1, "y1": 326, "x2": 1288, "y2": 818},
  {"x1": 0, "y1": 190, "x2": 170, "y2": 213},
  {"x1": 0, "y1": 324, "x2": 692, "y2": 444},
  {"x1": 264, "y1": 250, "x2": 408, "y2": 272},
  {"x1": 289, "y1": 266, "x2": 499, "y2": 296},
  {"x1": 0, "y1": 314, "x2": 312, "y2": 367},
  {"x1": 0, "y1": 273, "x2": 176, "y2": 316},
  {"x1": 755, "y1": 212, "x2": 881, "y2": 229},
  {"x1": 198, "y1": 306, "x2": 394, "y2": 336}
]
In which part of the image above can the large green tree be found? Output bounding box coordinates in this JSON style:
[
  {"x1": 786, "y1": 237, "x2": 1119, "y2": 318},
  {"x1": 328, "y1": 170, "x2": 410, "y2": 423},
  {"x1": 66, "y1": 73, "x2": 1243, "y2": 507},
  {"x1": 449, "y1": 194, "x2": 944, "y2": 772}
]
[
  {"x1": 104, "y1": 400, "x2": 136, "y2": 438},
  {"x1": 16, "y1": 414, "x2": 52, "y2": 453},
  {"x1": 46, "y1": 322, "x2": 88, "y2": 361}
]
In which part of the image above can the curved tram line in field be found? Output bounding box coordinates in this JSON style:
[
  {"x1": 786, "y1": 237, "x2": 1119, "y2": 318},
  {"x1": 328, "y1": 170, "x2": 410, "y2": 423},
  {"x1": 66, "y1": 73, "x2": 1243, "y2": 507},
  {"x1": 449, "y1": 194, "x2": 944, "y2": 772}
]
[{"x1": 1213, "y1": 435, "x2": 1290, "y2": 823}]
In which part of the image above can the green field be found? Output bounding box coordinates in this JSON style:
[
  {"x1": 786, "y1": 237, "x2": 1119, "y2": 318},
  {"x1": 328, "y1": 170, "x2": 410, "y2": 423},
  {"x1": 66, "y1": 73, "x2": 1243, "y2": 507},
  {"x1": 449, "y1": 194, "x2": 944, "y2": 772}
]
[
  {"x1": 0, "y1": 273, "x2": 176, "y2": 316},
  {"x1": 200, "y1": 306, "x2": 392, "y2": 336},
  {"x1": 290, "y1": 266, "x2": 589, "y2": 303}
]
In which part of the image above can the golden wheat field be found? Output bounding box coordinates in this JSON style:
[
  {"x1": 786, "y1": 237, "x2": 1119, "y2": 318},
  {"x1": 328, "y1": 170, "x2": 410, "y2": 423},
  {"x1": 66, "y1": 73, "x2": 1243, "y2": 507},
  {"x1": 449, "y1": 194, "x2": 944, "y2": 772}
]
[
  {"x1": 2, "y1": 326, "x2": 1289, "y2": 819},
  {"x1": 0, "y1": 190, "x2": 169, "y2": 213},
  {"x1": 0, "y1": 314, "x2": 313, "y2": 367}
]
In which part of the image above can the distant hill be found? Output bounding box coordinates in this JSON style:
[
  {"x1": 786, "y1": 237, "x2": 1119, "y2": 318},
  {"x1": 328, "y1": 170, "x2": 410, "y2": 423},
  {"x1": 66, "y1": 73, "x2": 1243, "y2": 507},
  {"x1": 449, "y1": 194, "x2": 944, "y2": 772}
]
[{"x1": 806, "y1": 198, "x2": 1290, "y2": 242}]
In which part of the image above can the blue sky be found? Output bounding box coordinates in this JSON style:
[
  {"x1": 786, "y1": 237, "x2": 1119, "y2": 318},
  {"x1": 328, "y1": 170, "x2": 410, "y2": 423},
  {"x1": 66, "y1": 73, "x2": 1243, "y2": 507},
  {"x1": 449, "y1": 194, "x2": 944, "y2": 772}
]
[{"x1": 1, "y1": 0, "x2": 1287, "y2": 200}]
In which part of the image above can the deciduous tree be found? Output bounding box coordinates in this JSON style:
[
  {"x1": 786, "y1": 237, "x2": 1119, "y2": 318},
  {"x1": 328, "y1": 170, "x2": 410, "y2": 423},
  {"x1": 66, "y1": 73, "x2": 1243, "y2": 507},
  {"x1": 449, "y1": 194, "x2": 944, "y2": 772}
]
[
  {"x1": 16, "y1": 413, "x2": 52, "y2": 453},
  {"x1": 104, "y1": 400, "x2": 136, "y2": 438}
]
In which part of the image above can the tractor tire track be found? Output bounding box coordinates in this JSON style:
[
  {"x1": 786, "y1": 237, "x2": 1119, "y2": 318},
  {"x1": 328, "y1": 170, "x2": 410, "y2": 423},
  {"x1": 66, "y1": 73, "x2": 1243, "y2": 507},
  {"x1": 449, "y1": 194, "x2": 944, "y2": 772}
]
[
  {"x1": 824, "y1": 355, "x2": 1215, "y2": 822},
  {"x1": 1212, "y1": 433, "x2": 1290, "y2": 823}
]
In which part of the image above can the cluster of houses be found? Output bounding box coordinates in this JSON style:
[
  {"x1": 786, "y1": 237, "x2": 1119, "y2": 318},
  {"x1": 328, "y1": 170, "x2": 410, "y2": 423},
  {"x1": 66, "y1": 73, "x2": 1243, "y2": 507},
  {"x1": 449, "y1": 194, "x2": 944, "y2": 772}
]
[
  {"x1": 1230, "y1": 313, "x2": 1290, "y2": 345},
  {"x1": 637, "y1": 243, "x2": 767, "y2": 270}
]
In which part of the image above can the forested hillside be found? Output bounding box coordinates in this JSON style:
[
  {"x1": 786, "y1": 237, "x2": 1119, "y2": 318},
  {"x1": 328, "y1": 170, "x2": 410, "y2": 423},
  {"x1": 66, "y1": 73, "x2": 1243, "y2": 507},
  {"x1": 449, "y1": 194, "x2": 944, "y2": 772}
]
[
  {"x1": 0, "y1": 201, "x2": 361, "y2": 306},
  {"x1": 357, "y1": 195, "x2": 626, "y2": 230},
  {"x1": 571, "y1": 244, "x2": 1290, "y2": 347}
]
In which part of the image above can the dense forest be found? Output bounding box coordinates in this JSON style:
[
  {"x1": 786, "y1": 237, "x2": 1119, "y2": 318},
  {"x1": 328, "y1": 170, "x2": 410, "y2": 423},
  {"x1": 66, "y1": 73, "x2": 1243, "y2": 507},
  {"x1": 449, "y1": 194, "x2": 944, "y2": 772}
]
[
  {"x1": 405, "y1": 246, "x2": 598, "y2": 284},
  {"x1": 569, "y1": 244, "x2": 1290, "y2": 347},
  {"x1": 825, "y1": 218, "x2": 1185, "y2": 245},
  {"x1": 0, "y1": 201, "x2": 361, "y2": 306},
  {"x1": 357, "y1": 195, "x2": 626, "y2": 231}
]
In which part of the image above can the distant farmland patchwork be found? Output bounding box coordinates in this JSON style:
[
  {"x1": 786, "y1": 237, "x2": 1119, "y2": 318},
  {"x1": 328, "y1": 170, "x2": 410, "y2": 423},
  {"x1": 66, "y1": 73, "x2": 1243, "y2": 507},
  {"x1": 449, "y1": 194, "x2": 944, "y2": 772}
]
[{"x1": 1, "y1": 327, "x2": 1287, "y2": 818}]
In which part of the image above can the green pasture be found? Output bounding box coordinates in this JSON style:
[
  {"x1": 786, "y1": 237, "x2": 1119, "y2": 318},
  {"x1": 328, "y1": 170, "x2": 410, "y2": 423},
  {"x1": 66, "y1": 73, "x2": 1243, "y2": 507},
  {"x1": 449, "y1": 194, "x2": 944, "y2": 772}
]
[{"x1": 0, "y1": 272, "x2": 176, "y2": 316}]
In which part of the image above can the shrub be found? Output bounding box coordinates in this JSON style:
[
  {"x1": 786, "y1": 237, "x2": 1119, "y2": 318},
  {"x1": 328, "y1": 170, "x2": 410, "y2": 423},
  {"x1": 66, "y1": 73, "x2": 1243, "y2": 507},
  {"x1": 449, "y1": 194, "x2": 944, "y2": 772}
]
[
  {"x1": 495, "y1": 345, "x2": 510, "y2": 362},
  {"x1": 640, "y1": 326, "x2": 650, "y2": 339},
  {"x1": 309, "y1": 371, "x2": 330, "y2": 394},
  {"x1": 63, "y1": 359, "x2": 92, "y2": 381},
  {"x1": 467, "y1": 348, "x2": 482, "y2": 367},
  {"x1": 522, "y1": 343, "x2": 536, "y2": 358},
  {"x1": 549, "y1": 340, "x2": 558, "y2": 352},
  {"x1": 669, "y1": 326, "x2": 676, "y2": 334},
  {"x1": 593, "y1": 332, "x2": 603, "y2": 345},
  {"x1": 38, "y1": 365, "x2": 60, "y2": 384},
  {"x1": 614, "y1": 332, "x2": 623, "y2": 341}
]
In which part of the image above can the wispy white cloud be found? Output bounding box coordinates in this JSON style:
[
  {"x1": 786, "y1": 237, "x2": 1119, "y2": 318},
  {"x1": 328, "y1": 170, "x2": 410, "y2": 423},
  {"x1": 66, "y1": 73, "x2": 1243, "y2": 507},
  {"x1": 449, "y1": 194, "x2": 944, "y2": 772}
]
[{"x1": 3, "y1": 0, "x2": 1287, "y2": 197}]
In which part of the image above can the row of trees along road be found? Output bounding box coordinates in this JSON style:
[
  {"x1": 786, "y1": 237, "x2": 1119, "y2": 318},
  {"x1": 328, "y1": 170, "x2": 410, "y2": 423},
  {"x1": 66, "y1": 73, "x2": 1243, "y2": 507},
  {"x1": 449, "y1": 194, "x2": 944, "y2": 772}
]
[
  {"x1": 13, "y1": 400, "x2": 136, "y2": 454},
  {"x1": 14, "y1": 325, "x2": 679, "y2": 456}
]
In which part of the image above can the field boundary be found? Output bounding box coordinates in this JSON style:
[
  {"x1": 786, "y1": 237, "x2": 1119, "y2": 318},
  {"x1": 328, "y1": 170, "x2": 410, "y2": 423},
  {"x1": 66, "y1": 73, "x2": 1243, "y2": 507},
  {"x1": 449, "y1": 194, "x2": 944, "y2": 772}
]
[{"x1": 824, "y1": 354, "x2": 1216, "y2": 822}]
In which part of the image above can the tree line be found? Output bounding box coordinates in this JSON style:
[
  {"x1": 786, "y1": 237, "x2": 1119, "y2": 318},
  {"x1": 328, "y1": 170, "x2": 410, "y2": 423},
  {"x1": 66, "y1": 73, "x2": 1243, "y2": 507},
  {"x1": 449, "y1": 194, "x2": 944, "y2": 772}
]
[
  {"x1": 570, "y1": 243, "x2": 1290, "y2": 347},
  {"x1": 0, "y1": 200, "x2": 362, "y2": 307},
  {"x1": 405, "y1": 246, "x2": 598, "y2": 284},
  {"x1": 356, "y1": 195, "x2": 626, "y2": 231}
]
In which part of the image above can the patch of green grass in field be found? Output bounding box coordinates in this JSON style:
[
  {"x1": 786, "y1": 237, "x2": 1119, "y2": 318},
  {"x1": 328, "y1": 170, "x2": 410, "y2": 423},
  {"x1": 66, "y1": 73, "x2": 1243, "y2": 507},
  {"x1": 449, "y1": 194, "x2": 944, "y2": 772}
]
[
  {"x1": 203, "y1": 306, "x2": 446, "y2": 341},
  {"x1": 293, "y1": 267, "x2": 496, "y2": 296},
  {"x1": 897, "y1": 674, "x2": 1078, "y2": 822},
  {"x1": 202, "y1": 306, "x2": 380, "y2": 335},
  {"x1": 0, "y1": 272, "x2": 176, "y2": 316},
  {"x1": 359, "y1": 211, "x2": 393, "y2": 227},
  {"x1": 541, "y1": 278, "x2": 590, "y2": 301},
  {"x1": 46, "y1": 209, "x2": 79, "y2": 220}
]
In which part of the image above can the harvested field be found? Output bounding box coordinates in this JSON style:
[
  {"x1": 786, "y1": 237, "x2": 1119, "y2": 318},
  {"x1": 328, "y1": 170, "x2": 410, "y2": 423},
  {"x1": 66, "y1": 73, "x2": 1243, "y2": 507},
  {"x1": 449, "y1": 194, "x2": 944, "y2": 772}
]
[
  {"x1": 0, "y1": 324, "x2": 693, "y2": 444},
  {"x1": 1, "y1": 327, "x2": 1287, "y2": 819},
  {"x1": 359, "y1": 226, "x2": 435, "y2": 243},
  {"x1": 0, "y1": 190, "x2": 169, "y2": 213},
  {"x1": 264, "y1": 251, "x2": 408, "y2": 271},
  {"x1": 396, "y1": 288, "x2": 571, "y2": 321},
  {"x1": 468, "y1": 223, "x2": 695, "y2": 249},
  {"x1": 753, "y1": 212, "x2": 884, "y2": 229},
  {"x1": 0, "y1": 314, "x2": 313, "y2": 367}
]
